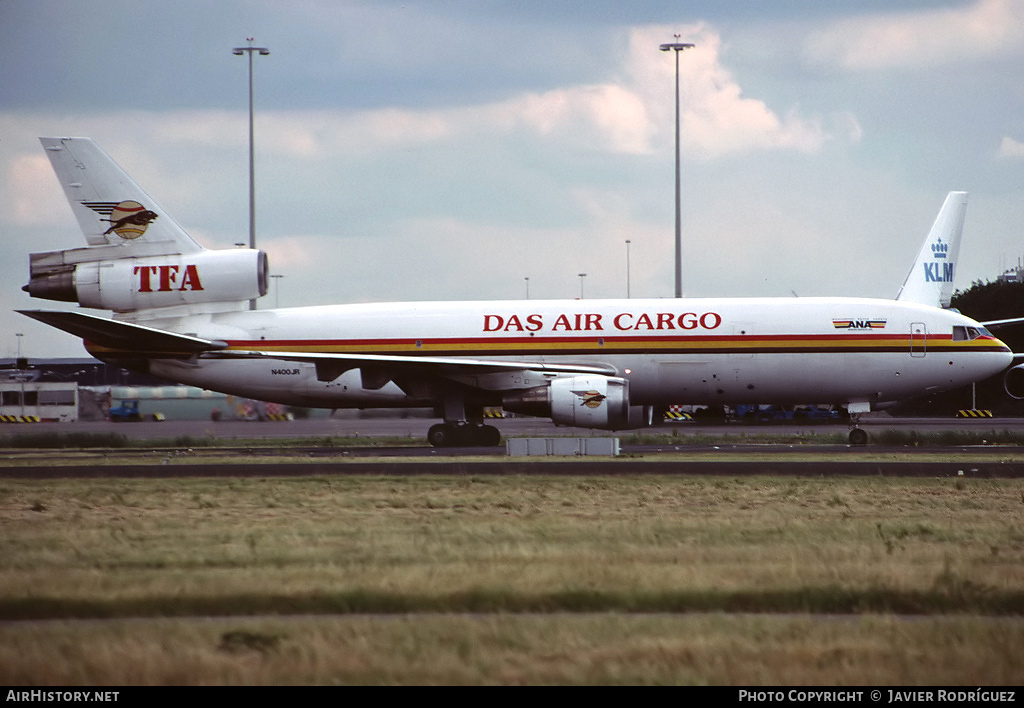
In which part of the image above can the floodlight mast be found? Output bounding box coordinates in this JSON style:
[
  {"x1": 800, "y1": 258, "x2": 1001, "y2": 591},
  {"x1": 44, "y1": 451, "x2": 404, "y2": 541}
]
[
  {"x1": 233, "y1": 38, "x2": 270, "y2": 310},
  {"x1": 659, "y1": 39, "x2": 694, "y2": 298}
]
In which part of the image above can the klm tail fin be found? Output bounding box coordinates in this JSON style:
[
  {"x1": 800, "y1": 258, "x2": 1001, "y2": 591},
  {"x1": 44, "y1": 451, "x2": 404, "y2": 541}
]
[
  {"x1": 895, "y1": 191, "x2": 967, "y2": 308},
  {"x1": 39, "y1": 137, "x2": 202, "y2": 255}
]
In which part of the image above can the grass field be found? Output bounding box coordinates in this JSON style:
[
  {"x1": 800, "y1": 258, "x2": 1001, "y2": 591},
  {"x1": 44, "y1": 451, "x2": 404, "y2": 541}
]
[{"x1": 1, "y1": 472, "x2": 1022, "y2": 684}]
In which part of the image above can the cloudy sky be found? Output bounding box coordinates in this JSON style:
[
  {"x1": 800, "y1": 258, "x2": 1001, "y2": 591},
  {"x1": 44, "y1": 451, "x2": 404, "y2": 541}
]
[{"x1": 2, "y1": 0, "x2": 1023, "y2": 357}]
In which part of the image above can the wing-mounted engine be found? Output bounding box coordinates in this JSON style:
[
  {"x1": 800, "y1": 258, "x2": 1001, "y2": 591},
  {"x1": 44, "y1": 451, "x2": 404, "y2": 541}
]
[
  {"x1": 24, "y1": 247, "x2": 268, "y2": 312},
  {"x1": 503, "y1": 375, "x2": 653, "y2": 430},
  {"x1": 1003, "y1": 364, "x2": 1024, "y2": 399}
]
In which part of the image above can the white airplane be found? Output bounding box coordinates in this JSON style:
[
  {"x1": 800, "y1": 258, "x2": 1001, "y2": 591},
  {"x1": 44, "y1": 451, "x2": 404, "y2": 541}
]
[{"x1": 19, "y1": 137, "x2": 1015, "y2": 445}]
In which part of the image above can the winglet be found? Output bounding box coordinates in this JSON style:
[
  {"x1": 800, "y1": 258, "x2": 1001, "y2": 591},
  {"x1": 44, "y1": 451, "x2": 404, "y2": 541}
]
[{"x1": 896, "y1": 191, "x2": 968, "y2": 308}]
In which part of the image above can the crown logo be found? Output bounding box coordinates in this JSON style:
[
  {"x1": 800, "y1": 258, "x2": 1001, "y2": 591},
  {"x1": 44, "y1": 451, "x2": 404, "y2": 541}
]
[{"x1": 931, "y1": 238, "x2": 948, "y2": 259}]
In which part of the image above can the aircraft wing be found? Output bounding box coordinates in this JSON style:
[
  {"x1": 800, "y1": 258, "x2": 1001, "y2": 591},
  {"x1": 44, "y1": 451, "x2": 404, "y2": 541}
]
[
  {"x1": 19, "y1": 309, "x2": 616, "y2": 380},
  {"x1": 207, "y1": 348, "x2": 618, "y2": 382},
  {"x1": 17, "y1": 310, "x2": 228, "y2": 354},
  {"x1": 980, "y1": 317, "x2": 1024, "y2": 329}
]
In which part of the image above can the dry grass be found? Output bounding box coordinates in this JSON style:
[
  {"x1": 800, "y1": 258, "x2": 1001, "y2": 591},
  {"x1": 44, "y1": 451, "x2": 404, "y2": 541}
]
[
  {"x1": 1, "y1": 473, "x2": 1023, "y2": 684},
  {"x1": 1, "y1": 614, "x2": 1021, "y2": 685}
]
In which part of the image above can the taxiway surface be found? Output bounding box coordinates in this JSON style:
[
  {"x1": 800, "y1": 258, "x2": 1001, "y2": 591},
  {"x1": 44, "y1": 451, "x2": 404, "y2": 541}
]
[
  {"x1": 4, "y1": 415, "x2": 1024, "y2": 478},
  {"x1": 5, "y1": 412, "x2": 1024, "y2": 442}
]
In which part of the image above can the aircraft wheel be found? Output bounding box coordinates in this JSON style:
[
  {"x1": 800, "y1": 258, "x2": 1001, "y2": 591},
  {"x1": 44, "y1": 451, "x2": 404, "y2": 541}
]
[
  {"x1": 477, "y1": 424, "x2": 501, "y2": 447},
  {"x1": 848, "y1": 428, "x2": 869, "y2": 446},
  {"x1": 428, "y1": 423, "x2": 502, "y2": 447},
  {"x1": 428, "y1": 423, "x2": 456, "y2": 447}
]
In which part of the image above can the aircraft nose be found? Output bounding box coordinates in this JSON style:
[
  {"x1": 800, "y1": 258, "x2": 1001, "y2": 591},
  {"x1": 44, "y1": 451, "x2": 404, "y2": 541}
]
[{"x1": 992, "y1": 335, "x2": 1015, "y2": 371}]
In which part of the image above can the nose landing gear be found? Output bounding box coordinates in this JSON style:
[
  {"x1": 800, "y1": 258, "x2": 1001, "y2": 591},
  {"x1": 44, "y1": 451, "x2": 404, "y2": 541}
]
[
  {"x1": 847, "y1": 403, "x2": 870, "y2": 445},
  {"x1": 848, "y1": 427, "x2": 869, "y2": 445}
]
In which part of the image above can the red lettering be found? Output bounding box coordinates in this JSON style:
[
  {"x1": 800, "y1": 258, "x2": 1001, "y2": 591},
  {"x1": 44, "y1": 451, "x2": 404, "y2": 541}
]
[
  {"x1": 678, "y1": 312, "x2": 698, "y2": 330},
  {"x1": 157, "y1": 264, "x2": 179, "y2": 292},
  {"x1": 483, "y1": 315, "x2": 504, "y2": 332},
  {"x1": 552, "y1": 314, "x2": 573, "y2": 331},
  {"x1": 180, "y1": 264, "x2": 203, "y2": 291},
  {"x1": 610, "y1": 310, "x2": 721, "y2": 331},
  {"x1": 526, "y1": 314, "x2": 543, "y2": 332},
  {"x1": 700, "y1": 312, "x2": 722, "y2": 329},
  {"x1": 504, "y1": 314, "x2": 525, "y2": 332},
  {"x1": 133, "y1": 264, "x2": 203, "y2": 293},
  {"x1": 134, "y1": 265, "x2": 157, "y2": 292},
  {"x1": 584, "y1": 313, "x2": 603, "y2": 331}
]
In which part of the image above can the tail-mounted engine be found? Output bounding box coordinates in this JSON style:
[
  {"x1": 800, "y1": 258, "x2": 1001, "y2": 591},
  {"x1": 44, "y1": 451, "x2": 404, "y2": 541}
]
[
  {"x1": 503, "y1": 375, "x2": 653, "y2": 430},
  {"x1": 24, "y1": 248, "x2": 268, "y2": 312}
]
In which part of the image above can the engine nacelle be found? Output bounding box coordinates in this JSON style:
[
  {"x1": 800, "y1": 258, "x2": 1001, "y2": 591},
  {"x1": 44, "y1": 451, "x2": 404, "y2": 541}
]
[
  {"x1": 503, "y1": 375, "x2": 653, "y2": 430},
  {"x1": 24, "y1": 248, "x2": 268, "y2": 312},
  {"x1": 1004, "y1": 364, "x2": 1024, "y2": 400}
]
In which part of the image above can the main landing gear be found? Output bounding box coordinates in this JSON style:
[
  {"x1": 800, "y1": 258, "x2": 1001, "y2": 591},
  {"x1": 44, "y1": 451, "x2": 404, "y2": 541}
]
[
  {"x1": 427, "y1": 422, "x2": 502, "y2": 448},
  {"x1": 428, "y1": 388, "x2": 503, "y2": 448}
]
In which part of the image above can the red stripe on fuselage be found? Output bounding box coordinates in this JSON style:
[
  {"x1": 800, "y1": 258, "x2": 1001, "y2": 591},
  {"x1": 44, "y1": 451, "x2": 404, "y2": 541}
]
[{"x1": 222, "y1": 333, "x2": 1009, "y2": 355}]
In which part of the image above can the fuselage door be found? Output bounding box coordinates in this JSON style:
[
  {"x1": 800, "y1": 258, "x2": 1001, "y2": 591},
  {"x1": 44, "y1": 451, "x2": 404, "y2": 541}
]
[{"x1": 910, "y1": 322, "x2": 927, "y2": 358}]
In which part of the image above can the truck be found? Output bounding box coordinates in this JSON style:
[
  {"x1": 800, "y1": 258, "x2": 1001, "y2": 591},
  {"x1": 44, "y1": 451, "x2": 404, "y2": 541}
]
[{"x1": 108, "y1": 400, "x2": 163, "y2": 422}]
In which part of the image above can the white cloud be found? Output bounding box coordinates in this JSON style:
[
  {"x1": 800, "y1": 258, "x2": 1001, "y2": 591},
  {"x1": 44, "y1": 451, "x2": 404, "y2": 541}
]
[
  {"x1": 804, "y1": 0, "x2": 1024, "y2": 71},
  {"x1": 261, "y1": 233, "x2": 333, "y2": 271},
  {"x1": 0, "y1": 21, "x2": 849, "y2": 184},
  {"x1": 510, "y1": 83, "x2": 655, "y2": 155},
  {"x1": 997, "y1": 135, "x2": 1024, "y2": 158},
  {"x1": 623, "y1": 24, "x2": 845, "y2": 158},
  {"x1": 146, "y1": 22, "x2": 843, "y2": 164},
  {"x1": 3, "y1": 153, "x2": 67, "y2": 227}
]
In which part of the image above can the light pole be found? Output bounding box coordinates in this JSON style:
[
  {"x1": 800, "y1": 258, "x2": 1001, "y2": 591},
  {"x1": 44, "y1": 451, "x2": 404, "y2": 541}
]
[
  {"x1": 660, "y1": 37, "x2": 694, "y2": 298},
  {"x1": 524, "y1": 277, "x2": 530, "y2": 299},
  {"x1": 625, "y1": 239, "x2": 632, "y2": 298},
  {"x1": 233, "y1": 38, "x2": 270, "y2": 310},
  {"x1": 578, "y1": 273, "x2": 587, "y2": 299},
  {"x1": 15, "y1": 333, "x2": 23, "y2": 417}
]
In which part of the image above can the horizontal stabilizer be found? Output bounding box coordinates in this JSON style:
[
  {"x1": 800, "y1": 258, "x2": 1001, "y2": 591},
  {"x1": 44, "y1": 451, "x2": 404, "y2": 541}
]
[{"x1": 17, "y1": 310, "x2": 227, "y2": 354}]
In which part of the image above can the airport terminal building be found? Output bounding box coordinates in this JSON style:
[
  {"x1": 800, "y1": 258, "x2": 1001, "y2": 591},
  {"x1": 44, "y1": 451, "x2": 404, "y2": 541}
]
[{"x1": 0, "y1": 358, "x2": 254, "y2": 423}]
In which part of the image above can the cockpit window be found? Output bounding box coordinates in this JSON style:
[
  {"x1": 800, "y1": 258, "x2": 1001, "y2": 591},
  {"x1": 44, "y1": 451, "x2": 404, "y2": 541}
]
[{"x1": 952, "y1": 326, "x2": 985, "y2": 341}]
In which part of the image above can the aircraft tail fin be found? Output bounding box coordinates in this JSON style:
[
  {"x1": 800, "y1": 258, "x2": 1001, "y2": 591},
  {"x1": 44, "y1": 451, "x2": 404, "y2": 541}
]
[
  {"x1": 25, "y1": 138, "x2": 267, "y2": 314},
  {"x1": 39, "y1": 137, "x2": 202, "y2": 255},
  {"x1": 895, "y1": 191, "x2": 967, "y2": 308}
]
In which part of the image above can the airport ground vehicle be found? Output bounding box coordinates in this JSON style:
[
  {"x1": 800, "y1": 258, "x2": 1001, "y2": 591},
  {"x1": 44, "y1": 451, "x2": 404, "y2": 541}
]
[{"x1": 108, "y1": 399, "x2": 163, "y2": 422}]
